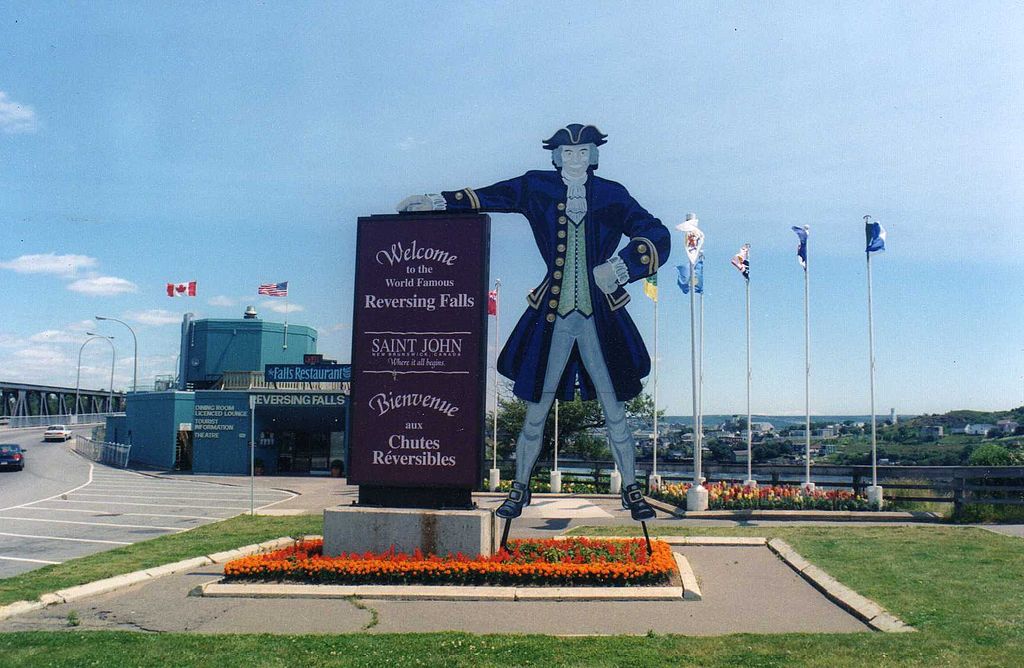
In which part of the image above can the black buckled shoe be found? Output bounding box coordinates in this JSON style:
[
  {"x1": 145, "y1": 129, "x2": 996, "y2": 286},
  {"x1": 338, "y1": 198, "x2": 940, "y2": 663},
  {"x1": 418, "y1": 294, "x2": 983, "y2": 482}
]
[
  {"x1": 496, "y1": 481, "x2": 532, "y2": 519},
  {"x1": 622, "y1": 483, "x2": 656, "y2": 521}
]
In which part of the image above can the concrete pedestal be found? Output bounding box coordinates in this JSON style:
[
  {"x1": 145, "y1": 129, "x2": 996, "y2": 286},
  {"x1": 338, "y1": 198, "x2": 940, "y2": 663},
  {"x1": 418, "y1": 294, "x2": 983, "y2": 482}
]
[
  {"x1": 609, "y1": 469, "x2": 622, "y2": 495},
  {"x1": 801, "y1": 482, "x2": 816, "y2": 495},
  {"x1": 743, "y1": 479, "x2": 758, "y2": 489},
  {"x1": 550, "y1": 469, "x2": 562, "y2": 494},
  {"x1": 686, "y1": 484, "x2": 709, "y2": 511},
  {"x1": 867, "y1": 485, "x2": 884, "y2": 509},
  {"x1": 648, "y1": 474, "x2": 662, "y2": 493},
  {"x1": 488, "y1": 468, "x2": 500, "y2": 492},
  {"x1": 324, "y1": 506, "x2": 496, "y2": 558}
]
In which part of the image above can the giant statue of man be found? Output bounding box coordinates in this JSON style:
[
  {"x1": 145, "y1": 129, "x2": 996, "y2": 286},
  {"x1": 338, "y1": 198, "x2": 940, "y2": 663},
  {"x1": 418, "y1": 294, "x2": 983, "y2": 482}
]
[{"x1": 398, "y1": 124, "x2": 670, "y2": 521}]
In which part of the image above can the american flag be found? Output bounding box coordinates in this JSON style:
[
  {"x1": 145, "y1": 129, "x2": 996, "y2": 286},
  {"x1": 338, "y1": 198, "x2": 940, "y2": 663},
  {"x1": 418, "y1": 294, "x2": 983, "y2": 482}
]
[{"x1": 258, "y1": 281, "x2": 288, "y2": 297}]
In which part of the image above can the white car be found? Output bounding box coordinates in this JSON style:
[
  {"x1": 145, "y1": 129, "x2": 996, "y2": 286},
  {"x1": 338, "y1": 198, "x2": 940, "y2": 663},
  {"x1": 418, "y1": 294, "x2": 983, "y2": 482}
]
[{"x1": 44, "y1": 425, "x2": 73, "y2": 442}]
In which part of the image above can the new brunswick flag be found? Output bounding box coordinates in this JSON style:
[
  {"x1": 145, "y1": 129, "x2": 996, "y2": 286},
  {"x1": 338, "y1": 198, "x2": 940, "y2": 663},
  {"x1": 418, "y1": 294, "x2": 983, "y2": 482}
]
[{"x1": 643, "y1": 274, "x2": 658, "y2": 302}]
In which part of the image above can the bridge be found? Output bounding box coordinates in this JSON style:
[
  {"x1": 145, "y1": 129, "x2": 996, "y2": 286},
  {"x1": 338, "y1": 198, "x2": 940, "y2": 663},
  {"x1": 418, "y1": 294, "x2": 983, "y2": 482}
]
[{"x1": 0, "y1": 380, "x2": 126, "y2": 425}]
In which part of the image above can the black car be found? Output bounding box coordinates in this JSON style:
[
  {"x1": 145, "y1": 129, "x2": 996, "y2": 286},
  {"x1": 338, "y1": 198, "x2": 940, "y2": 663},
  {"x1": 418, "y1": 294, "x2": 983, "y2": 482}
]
[{"x1": 0, "y1": 444, "x2": 25, "y2": 471}]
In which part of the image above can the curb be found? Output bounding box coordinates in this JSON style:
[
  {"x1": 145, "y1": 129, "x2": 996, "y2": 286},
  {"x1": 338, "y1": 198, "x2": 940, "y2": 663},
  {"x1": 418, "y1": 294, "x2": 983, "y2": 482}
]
[
  {"x1": 0, "y1": 536, "x2": 298, "y2": 622},
  {"x1": 766, "y1": 538, "x2": 916, "y2": 633}
]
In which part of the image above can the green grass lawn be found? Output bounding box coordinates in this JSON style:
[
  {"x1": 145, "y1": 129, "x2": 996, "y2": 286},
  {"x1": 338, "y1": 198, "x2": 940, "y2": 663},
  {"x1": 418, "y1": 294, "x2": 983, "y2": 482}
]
[{"x1": 2, "y1": 520, "x2": 1023, "y2": 666}]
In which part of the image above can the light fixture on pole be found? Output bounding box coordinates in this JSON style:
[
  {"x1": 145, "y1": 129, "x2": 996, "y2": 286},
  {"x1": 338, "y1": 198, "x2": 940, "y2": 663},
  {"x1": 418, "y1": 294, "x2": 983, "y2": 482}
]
[
  {"x1": 84, "y1": 333, "x2": 116, "y2": 412},
  {"x1": 96, "y1": 316, "x2": 137, "y2": 393}
]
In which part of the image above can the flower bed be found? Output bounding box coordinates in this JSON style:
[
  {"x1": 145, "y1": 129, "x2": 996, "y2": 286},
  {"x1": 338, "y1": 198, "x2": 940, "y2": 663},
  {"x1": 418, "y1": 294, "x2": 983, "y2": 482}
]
[
  {"x1": 654, "y1": 481, "x2": 871, "y2": 511},
  {"x1": 224, "y1": 537, "x2": 675, "y2": 587},
  {"x1": 492, "y1": 479, "x2": 602, "y2": 494}
]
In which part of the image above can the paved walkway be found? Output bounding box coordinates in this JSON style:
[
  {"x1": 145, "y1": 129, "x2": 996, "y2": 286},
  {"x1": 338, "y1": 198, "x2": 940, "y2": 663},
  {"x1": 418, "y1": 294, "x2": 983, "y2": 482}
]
[{"x1": 0, "y1": 544, "x2": 868, "y2": 636}]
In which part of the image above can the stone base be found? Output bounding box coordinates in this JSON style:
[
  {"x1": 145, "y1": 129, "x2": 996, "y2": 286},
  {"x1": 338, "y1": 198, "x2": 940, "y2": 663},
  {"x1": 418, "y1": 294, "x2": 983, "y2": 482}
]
[
  {"x1": 867, "y1": 485, "x2": 884, "y2": 509},
  {"x1": 648, "y1": 474, "x2": 662, "y2": 493},
  {"x1": 686, "y1": 484, "x2": 709, "y2": 511},
  {"x1": 488, "y1": 468, "x2": 500, "y2": 492},
  {"x1": 609, "y1": 470, "x2": 622, "y2": 495},
  {"x1": 743, "y1": 479, "x2": 758, "y2": 488},
  {"x1": 324, "y1": 506, "x2": 496, "y2": 558},
  {"x1": 550, "y1": 469, "x2": 562, "y2": 494}
]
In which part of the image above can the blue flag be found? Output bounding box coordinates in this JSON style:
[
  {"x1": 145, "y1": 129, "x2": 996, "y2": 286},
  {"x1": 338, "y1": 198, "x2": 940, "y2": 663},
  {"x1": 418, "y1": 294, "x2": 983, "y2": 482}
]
[
  {"x1": 676, "y1": 256, "x2": 704, "y2": 294},
  {"x1": 866, "y1": 221, "x2": 886, "y2": 253},
  {"x1": 791, "y1": 225, "x2": 808, "y2": 270}
]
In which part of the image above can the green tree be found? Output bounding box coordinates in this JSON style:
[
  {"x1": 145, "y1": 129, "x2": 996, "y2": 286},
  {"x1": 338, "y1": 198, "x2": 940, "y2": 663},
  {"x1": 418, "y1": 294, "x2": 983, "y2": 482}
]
[{"x1": 969, "y1": 444, "x2": 1012, "y2": 466}]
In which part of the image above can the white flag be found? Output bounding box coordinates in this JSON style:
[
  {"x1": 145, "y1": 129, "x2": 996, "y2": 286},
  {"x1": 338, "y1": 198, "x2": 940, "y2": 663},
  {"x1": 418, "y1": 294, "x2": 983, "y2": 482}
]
[{"x1": 676, "y1": 220, "x2": 704, "y2": 267}]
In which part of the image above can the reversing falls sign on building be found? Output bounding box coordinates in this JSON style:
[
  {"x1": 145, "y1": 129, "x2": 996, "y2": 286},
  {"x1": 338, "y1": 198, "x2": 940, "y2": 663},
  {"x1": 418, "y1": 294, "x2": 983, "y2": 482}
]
[{"x1": 348, "y1": 213, "x2": 490, "y2": 488}]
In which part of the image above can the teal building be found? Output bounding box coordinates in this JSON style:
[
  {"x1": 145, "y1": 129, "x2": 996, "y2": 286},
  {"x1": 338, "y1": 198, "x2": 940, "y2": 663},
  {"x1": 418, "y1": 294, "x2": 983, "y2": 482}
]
[{"x1": 107, "y1": 308, "x2": 349, "y2": 475}]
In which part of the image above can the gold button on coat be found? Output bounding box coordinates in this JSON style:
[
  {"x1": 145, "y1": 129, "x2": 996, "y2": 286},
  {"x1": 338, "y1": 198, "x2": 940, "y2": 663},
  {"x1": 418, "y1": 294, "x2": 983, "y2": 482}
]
[
  {"x1": 557, "y1": 244, "x2": 566, "y2": 252},
  {"x1": 637, "y1": 244, "x2": 647, "y2": 253},
  {"x1": 555, "y1": 258, "x2": 564, "y2": 266},
  {"x1": 557, "y1": 230, "x2": 566, "y2": 238},
  {"x1": 557, "y1": 203, "x2": 565, "y2": 210},
  {"x1": 641, "y1": 255, "x2": 650, "y2": 264},
  {"x1": 455, "y1": 192, "x2": 463, "y2": 200},
  {"x1": 546, "y1": 314, "x2": 556, "y2": 322},
  {"x1": 551, "y1": 285, "x2": 560, "y2": 294},
  {"x1": 548, "y1": 299, "x2": 558, "y2": 308},
  {"x1": 553, "y1": 270, "x2": 563, "y2": 279},
  {"x1": 558, "y1": 216, "x2": 567, "y2": 224}
]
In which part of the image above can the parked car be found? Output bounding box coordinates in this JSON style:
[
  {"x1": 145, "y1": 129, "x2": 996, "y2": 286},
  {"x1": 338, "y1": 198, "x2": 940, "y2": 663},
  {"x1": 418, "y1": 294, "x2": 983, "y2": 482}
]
[
  {"x1": 43, "y1": 425, "x2": 73, "y2": 442},
  {"x1": 0, "y1": 444, "x2": 25, "y2": 471}
]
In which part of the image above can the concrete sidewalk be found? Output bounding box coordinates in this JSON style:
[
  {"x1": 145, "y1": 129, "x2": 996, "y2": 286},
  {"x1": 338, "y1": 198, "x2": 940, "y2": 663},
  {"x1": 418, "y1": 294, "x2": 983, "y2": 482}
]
[{"x1": 0, "y1": 544, "x2": 869, "y2": 636}]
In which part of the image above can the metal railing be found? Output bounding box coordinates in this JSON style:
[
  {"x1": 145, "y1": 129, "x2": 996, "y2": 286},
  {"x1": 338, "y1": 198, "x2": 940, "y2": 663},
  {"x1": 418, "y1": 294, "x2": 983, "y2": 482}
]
[
  {"x1": 4, "y1": 413, "x2": 124, "y2": 429},
  {"x1": 74, "y1": 435, "x2": 132, "y2": 468}
]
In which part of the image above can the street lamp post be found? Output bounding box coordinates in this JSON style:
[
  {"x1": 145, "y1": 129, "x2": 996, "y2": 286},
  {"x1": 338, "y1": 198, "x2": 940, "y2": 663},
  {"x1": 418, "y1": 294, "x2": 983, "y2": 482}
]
[
  {"x1": 77, "y1": 334, "x2": 115, "y2": 418},
  {"x1": 95, "y1": 316, "x2": 137, "y2": 393}
]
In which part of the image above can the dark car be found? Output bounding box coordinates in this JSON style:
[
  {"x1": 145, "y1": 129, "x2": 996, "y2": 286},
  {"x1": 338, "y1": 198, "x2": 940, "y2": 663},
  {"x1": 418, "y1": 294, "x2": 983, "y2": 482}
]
[{"x1": 0, "y1": 444, "x2": 25, "y2": 471}]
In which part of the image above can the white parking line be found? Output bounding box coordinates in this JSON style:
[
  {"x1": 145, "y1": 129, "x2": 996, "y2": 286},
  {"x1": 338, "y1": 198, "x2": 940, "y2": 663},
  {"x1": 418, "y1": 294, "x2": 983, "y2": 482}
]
[
  {"x1": 0, "y1": 463, "x2": 94, "y2": 513},
  {"x1": 0, "y1": 516, "x2": 185, "y2": 531},
  {"x1": 16, "y1": 506, "x2": 228, "y2": 520},
  {"x1": 47, "y1": 499, "x2": 253, "y2": 510},
  {"x1": 68, "y1": 493, "x2": 285, "y2": 502},
  {"x1": 0, "y1": 555, "x2": 61, "y2": 565},
  {"x1": 0, "y1": 531, "x2": 131, "y2": 546}
]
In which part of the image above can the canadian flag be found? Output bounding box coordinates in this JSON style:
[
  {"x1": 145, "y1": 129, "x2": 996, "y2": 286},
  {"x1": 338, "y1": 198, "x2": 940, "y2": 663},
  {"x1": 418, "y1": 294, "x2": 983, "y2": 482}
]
[{"x1": 167, "y1": 281, "x2": 197, "y2": 297}]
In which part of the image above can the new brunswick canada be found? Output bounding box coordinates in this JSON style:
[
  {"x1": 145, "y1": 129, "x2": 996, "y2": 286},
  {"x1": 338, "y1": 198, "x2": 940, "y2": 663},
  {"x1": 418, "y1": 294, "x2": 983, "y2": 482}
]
[{"x1": 1, "y1": 3, "x2": 1022, "y2": 667}]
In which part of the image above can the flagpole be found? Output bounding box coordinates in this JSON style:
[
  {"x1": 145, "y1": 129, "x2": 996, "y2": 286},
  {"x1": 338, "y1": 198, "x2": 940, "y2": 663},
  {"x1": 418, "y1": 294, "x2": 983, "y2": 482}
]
[
  {"x1": 490, "y1": 279, "x2": 501, "y2": 491},
  {"x1": 283, "y1": 289, "x2": 289, "y2": 350},
  {"x1": 803, "y1": 232, "x2": 813, "y2": 493},
  {"x1": 865, "y1": 215, "x2": 883, "y2": 508},
  {"x1": 690, "y1": 265, "x2": 701, "y2": 490},
  {"x1": 745, "y1": 260, "x2": 753, "y2": 486},
  {"x1": 698, "y1": 281, "x2": 705, "y2": 479},
  {"x1": 652, "y1": 287, "x2": 659, "y2": 482}
]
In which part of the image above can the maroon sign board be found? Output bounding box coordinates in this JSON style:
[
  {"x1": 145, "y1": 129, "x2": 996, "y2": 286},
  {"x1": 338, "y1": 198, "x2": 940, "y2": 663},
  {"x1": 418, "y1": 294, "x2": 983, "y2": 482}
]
[{"x1": 348, "y1": 213, "x2": 490, "y2": 506}]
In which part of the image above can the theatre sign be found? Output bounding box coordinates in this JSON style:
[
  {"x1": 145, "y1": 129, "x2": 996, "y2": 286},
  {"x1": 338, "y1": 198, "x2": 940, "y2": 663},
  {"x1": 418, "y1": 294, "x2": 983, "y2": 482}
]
[{"x1": 348, "y1": 213, "x2": 490, "y2": 502}]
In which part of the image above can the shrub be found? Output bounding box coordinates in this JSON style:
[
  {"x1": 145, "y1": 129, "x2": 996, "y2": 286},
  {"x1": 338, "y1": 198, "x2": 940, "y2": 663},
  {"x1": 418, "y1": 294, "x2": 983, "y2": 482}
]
[{"x1": 969, "y1": 444, "x2": 1013, "y2": 466}]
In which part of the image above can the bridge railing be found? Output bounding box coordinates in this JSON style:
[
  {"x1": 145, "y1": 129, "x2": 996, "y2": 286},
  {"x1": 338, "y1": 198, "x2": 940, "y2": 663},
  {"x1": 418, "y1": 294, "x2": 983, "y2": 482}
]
[
  {"x1": 73, "y1": 435, "x2": 132, "y2": 469},
  {"x1": 3, "y1": 413, "x2": 125, "y2": 429}
]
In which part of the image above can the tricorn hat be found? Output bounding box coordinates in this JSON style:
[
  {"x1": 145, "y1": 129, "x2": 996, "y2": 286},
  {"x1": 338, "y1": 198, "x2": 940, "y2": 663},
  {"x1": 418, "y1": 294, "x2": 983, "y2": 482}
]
[{"x1": 542, "y1": 124, "x2": 608, "y2": 150}]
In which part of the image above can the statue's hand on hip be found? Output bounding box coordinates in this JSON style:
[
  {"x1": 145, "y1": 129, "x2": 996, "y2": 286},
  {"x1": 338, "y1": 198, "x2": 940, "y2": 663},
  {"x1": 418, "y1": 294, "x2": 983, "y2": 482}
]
[{"x1": 592, "y1": 261, "x2": 621, "y2": 295}]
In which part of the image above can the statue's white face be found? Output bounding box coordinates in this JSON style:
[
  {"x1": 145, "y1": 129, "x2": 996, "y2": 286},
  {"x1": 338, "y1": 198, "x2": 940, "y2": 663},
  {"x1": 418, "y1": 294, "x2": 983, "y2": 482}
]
[{"x1": 560, "y1": 144, "x2": 592, "y2": 178}]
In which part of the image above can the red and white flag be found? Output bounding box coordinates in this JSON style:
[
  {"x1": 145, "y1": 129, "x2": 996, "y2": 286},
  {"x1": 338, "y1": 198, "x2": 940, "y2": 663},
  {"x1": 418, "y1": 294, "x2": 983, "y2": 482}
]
[
  {"x1": 487, "y1": 290, "x2": 498, "y2": 316},
  {"x1": 167, "y1": 281, "x2": 197, "y2": 297}
]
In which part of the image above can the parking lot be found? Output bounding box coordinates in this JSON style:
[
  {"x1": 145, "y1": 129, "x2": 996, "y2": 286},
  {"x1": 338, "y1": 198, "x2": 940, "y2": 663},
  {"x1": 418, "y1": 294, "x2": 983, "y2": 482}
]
[{"x1": 0, "y1": 435, "x2": 295, "y2": 577}]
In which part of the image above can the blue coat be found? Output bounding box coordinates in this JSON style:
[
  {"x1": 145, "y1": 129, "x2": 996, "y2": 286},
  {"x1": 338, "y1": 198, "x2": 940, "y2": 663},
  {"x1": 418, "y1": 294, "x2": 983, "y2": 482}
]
[{"x1": 442, "y1": 169, "x2": 671, "y2": 403}]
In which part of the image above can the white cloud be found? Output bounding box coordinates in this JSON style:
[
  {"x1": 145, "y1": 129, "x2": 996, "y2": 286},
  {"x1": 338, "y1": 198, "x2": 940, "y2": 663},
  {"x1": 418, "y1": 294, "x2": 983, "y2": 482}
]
[
  {"x1": 29, "y1": 329, "x2": 81, "y2": 344},
  {"x1": 207, "y1": 295, "x2": 236, "y2": 307},
  {"x1": 0, "y1": 91, "x2": 38, "y2": 134},
  {"x1": 0, "y1": 253, "x2": 97, "y2": 276},
  {"x1": 125, "y1": 309, "x2": 183, "y2": 326},
  {"x1": 67, "y1": 276, "x2": 138, "y2": 296},
  {"x1": 261, "y1": 300, "x2": 304, "y2": 314},
  {"x1": 397, "y1": 136, "x2": 427, "y2": 151}
]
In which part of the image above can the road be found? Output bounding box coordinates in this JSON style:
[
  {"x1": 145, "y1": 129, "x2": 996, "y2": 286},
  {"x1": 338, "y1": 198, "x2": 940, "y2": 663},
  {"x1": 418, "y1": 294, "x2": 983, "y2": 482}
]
[{"x1": 0, "y1": 427, "x2": 295, "y2": 578}]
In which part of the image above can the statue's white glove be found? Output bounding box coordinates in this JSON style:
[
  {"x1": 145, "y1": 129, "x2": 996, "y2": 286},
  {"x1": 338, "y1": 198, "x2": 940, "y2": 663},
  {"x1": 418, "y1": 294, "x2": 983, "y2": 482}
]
[
  {"x1": 396, "y1": 194, "x2": 446, "y2": 212},
  {"x1": 592, "y1": 260, "x2": 621, "y2": 295}
]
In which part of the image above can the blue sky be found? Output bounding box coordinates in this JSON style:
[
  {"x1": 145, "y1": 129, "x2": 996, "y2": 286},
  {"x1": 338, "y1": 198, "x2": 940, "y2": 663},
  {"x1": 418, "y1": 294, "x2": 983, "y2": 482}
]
[{"x1": 1, "y1": 1, "x2": 1022, "y2": 415}]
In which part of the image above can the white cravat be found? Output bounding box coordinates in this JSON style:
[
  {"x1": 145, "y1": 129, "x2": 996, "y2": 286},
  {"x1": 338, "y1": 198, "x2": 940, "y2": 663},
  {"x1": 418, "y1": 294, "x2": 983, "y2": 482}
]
[{"x1": 562, "y1": 173, "x2": 587, "y2": 225}]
